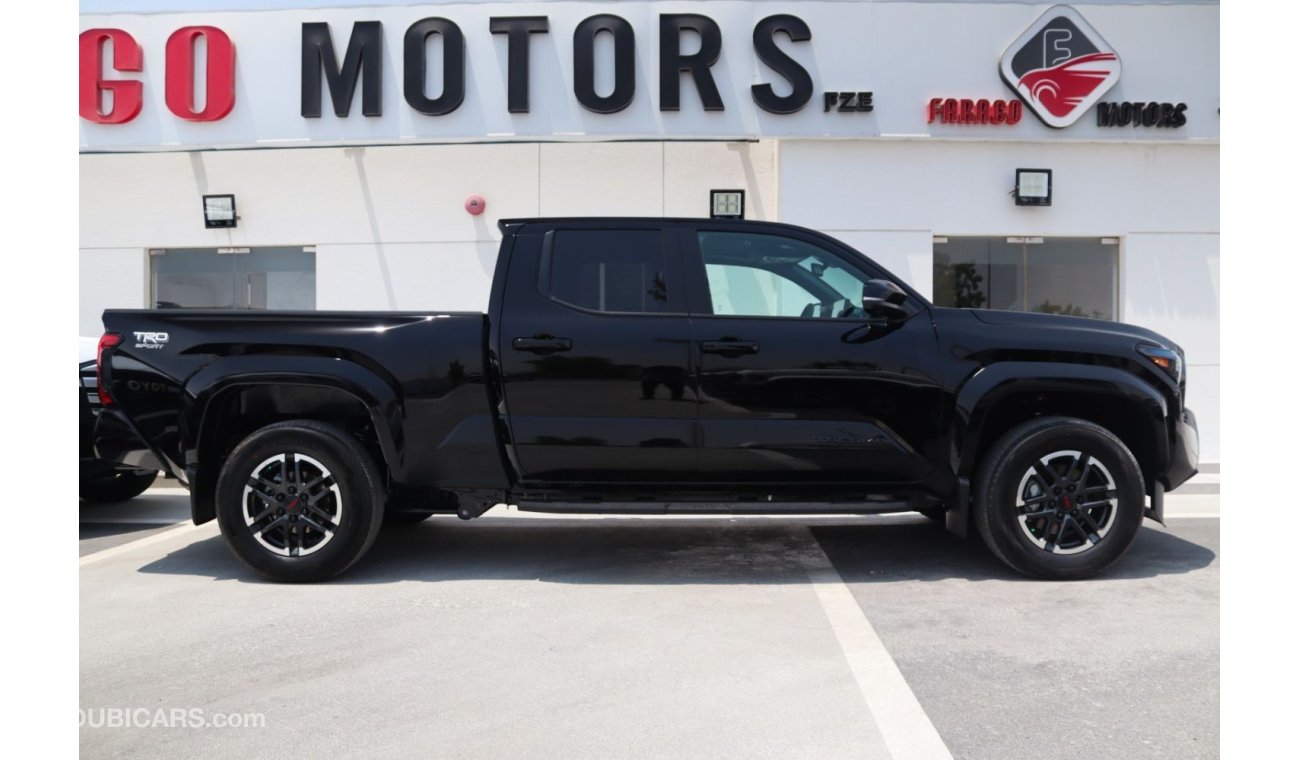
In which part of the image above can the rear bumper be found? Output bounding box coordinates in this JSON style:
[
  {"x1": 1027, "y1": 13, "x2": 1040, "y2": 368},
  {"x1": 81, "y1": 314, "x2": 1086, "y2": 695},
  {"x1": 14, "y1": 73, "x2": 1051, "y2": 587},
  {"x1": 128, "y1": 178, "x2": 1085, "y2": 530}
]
[
  {"x1": 93, "y1": 407, "x2": 167, "y2": 474},
  {"x1": 1165, "y1": 406, "x2": 1199, "y2": 492}
]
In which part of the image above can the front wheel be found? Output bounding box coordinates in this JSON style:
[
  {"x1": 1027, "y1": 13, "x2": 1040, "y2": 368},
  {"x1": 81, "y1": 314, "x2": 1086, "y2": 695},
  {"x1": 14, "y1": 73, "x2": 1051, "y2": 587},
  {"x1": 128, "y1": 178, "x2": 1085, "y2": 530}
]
[
  {"x1": 215, "y1": 421, "x2": 385, "y2": 583},
  {"x1": 974, "y1": 416, "x2": 1145, "y2": 580}
]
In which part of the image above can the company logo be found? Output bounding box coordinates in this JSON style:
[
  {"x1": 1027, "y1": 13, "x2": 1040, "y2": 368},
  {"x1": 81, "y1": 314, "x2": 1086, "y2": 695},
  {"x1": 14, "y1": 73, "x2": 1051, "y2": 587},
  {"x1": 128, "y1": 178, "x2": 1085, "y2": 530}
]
[
  {"x1": 133, "y1": 331, "x2": 169, "y2": 349},
  {"x1": 999, "y1": 5, "x2": 1121, "y2": 128}
]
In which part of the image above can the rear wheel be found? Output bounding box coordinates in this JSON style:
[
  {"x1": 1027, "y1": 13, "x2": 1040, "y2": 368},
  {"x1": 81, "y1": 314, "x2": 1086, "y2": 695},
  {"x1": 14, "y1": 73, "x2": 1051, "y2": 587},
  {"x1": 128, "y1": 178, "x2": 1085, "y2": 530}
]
[
  {"x1": 974, "y1": 416, "x2": 1144, "y2": 580},
  {"x1": 215, "y1": 421, "x2": 385, "y2": 582},
  {"x1": 80, "y1": 470, "x2": 157, "y2": 503}
]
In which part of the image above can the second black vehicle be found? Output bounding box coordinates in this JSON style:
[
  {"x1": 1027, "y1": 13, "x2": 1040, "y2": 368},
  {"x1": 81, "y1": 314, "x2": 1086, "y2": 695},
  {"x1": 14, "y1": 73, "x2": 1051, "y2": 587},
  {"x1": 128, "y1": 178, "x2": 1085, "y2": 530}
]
[
  {"x1": 80, "y1": 337, "x2": 157, "y2": 503},
  {"x1": 92, "y1": 218, "x2": 1197, "y2": 582}
]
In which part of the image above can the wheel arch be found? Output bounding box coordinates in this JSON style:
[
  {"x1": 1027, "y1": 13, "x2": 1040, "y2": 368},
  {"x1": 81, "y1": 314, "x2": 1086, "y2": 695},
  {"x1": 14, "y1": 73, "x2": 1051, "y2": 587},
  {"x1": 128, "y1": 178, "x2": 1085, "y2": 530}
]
[
  {"x1": 953, "y1": 362, "x2": 1170, "y2": 492},
  {"x1": 184, "y1": 357, "x2": 404, "y2": 524}
]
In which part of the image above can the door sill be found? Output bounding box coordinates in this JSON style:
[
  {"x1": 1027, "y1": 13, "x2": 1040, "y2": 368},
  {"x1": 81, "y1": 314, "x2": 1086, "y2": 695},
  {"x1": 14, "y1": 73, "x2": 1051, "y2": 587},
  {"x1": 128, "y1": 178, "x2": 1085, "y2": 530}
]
[{"x1": 515, "y1": 500, "x2": 914, "y2": 515}]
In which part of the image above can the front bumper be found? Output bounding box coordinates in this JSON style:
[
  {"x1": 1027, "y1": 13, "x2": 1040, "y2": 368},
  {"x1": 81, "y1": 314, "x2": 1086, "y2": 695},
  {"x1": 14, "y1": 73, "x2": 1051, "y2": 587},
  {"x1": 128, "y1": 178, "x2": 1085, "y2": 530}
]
[{"x1": 1165, "y1": 406, "x2": 1199, "y2": 492}]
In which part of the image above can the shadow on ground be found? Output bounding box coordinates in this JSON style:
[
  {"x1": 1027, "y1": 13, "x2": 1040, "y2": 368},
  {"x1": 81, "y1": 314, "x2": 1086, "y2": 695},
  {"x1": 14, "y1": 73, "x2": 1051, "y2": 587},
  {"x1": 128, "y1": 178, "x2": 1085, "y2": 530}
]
[
  {"x1": 811, "y1": 520, "x2": 1217, "y2": 583},
  {"x1": 135, "y1": 516, "x2": 1217, "y2": 586}
]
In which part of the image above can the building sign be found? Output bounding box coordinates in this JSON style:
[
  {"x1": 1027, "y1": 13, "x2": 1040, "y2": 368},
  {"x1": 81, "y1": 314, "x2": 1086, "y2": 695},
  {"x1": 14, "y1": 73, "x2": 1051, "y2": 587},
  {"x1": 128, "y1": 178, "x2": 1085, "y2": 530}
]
[
  {"x1": 926, "y1": 98, "x2": 1022, "y2": 126},
  {"x1": 78, "y1": 2, "x2": 1216, "y2": 151},
  {"x1": 998, "y1": 5, "x2": 1121, "y2": 129},
  {"x1": 1096, "y1": 101, "x2": 1188, "y2": 128}
]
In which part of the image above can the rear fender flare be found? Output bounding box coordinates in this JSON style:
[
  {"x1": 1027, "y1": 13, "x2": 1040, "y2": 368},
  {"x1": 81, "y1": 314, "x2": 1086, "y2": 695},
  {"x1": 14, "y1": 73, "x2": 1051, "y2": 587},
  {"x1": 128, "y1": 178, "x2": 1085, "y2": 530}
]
[{"x1": 185, "y1": 356, "x2": 404, "y2": 477}]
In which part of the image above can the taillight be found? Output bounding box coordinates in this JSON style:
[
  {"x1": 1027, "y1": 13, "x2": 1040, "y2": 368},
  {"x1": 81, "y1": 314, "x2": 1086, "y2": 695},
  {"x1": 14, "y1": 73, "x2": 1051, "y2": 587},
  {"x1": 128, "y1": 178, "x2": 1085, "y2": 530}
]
[{"x1": 96, "y1": 333, "x2": 121, "y2": 406}]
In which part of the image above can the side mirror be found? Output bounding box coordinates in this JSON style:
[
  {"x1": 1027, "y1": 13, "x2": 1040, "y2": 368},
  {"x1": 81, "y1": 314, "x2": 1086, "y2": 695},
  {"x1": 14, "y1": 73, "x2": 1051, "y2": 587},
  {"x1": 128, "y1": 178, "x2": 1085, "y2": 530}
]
[{"x1": 862, "y1": 279, "x2": 908, "y2": 320}]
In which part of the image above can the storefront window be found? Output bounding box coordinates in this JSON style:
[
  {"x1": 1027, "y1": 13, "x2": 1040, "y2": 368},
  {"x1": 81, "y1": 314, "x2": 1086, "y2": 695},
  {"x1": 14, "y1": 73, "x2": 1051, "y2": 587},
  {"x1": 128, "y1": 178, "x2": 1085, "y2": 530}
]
[
  {"x1": 151, "y1": 247, "x2": 316, "y2": 310},
  {"x1": 932, "y1": 237, "x2": 1117, "y2": 319}
]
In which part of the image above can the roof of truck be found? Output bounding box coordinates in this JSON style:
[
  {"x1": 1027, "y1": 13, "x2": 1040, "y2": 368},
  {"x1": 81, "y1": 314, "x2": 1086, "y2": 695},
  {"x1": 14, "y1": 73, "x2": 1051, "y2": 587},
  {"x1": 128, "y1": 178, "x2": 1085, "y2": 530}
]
[{"x1": 496, "y1": 217, "x2": 808, "y2": 233}]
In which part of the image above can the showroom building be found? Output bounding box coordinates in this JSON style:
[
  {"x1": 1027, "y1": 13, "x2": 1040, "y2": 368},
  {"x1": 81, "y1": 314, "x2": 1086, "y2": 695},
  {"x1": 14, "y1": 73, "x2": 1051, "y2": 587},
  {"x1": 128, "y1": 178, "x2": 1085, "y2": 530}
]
[{"x1": 78, "y1": 0, "x2": 1220, "y2": 460}]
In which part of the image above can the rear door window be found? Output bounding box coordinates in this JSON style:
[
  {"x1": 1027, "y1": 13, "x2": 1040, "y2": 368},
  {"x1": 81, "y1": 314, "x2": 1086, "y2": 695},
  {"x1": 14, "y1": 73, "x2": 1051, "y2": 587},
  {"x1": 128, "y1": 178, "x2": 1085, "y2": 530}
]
[{"x1": 546, "y1": 229, "x2": 680, "y2": 314}]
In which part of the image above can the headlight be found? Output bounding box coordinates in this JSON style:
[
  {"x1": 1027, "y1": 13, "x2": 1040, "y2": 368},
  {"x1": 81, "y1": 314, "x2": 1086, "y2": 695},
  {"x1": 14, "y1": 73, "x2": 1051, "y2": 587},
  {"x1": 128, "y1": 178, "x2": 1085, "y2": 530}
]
[{"x1": 1137, "y1": 344, "x2": 1183, "y2": 382}]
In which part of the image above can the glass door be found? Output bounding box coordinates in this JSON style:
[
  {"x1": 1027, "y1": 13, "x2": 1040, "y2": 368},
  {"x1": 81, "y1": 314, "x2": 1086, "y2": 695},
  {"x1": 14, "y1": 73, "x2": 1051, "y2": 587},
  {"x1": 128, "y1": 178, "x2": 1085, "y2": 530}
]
[
  {"x1": 932, "y1": 237, "x2": 1118, "y2": 319},
  {"x1": 151, "y1": 247, "x2": 316, "y2": 310}
]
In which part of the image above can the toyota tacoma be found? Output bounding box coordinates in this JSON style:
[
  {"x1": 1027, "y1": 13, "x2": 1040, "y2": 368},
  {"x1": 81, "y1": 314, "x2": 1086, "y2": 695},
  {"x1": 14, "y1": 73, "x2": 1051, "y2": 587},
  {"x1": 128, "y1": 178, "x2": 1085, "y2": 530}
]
[{"x1": 93, "y1": 218, "x2": 1198, "y2": 582}]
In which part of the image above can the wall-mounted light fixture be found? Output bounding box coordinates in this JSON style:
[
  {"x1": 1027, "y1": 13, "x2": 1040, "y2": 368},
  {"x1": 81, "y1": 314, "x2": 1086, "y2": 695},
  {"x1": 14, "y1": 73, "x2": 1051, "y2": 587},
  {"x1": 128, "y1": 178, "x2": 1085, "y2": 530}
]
[
  {"x1": 202, "y1": 194, "x2": 237, "y2": 228},
  {"x1": 1014, "y1": 169, "x2": 1052, "y2": 206},
  {"x1": 710, "y1": 189, "x2": 745, "y2": 219}
]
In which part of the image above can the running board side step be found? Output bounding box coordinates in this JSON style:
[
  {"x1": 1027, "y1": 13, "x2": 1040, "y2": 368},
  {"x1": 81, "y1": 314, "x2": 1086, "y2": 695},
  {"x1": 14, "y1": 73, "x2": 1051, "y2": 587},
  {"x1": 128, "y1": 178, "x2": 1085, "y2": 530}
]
[{"x1": 514, "y1": 500, "x2": 915, "y2": 515}]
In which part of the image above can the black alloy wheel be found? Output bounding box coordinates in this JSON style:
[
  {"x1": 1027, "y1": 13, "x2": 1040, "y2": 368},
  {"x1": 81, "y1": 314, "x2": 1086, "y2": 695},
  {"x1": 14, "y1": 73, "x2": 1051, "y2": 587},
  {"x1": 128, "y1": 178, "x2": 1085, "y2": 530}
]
[
  {"x1": 216, "y1": 420, "x2": 385, "y2": 582},
  {"x1": 242, "y1": 453, "x2": 343, "y2": 558},
  {"x1": 974, "y1": 416, "x2": 1145, "y2": 580},
  {"x1": 1013, "y1": 450, "x2": 1119, "y2": 555}
]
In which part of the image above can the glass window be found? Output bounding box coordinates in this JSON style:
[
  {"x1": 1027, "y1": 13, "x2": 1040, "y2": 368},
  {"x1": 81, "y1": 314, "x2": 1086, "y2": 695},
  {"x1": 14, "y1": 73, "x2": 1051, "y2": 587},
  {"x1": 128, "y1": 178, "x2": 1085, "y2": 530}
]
[
  {"x1": 933, "y1": 237, "x2": 1117, "y2": 319},
  {"x1": 698, "y1": 231, "x2": 872, "y2": 319},
  {"x1": 151, "y1": 247, "x2": 316, "y2": 310},
  {"x1": 548, "y1": 230, "x2": 673, "y2": 313}
]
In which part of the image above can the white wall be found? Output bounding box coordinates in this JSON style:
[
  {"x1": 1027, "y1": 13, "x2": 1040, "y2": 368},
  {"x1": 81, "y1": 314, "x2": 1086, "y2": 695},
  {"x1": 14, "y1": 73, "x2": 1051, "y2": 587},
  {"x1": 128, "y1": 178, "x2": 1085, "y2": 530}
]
[
  {"x1": 79, "y1": 140, "x2": 777, "y2": 319},
  {"x1": 78, "y1": 249, "x2": 147, "y2": 337},
  {"x1": 779, "y1": 139, "x2": 1220, "y2": 461}
]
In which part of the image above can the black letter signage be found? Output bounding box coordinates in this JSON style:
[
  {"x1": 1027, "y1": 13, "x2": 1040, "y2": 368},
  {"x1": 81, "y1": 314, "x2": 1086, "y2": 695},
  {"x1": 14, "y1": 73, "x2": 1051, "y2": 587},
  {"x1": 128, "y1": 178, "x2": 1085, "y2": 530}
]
[
  {"x1": 573, "y1": 14, "x2": 635, "y2": 114},
  {"x1": 301, "y1": 21, "x2": 383, "y2": 117},
  {"x1": 489, "y1": 16, "x2": 549, "y2": 114},
  {"x1": 751, "y1": 15, "x2": 813, "y2": 115},
  {"x1": 659, "y1": 14, "x2": 724, "y2": 112},
  {"x1": 403, "y1": 18, "x2": 465, "y2": 116}
]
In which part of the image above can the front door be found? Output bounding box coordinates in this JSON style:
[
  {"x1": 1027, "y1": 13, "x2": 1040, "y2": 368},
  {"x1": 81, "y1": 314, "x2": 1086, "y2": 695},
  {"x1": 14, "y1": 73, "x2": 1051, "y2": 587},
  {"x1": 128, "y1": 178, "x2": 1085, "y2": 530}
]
[
  {"x1": 496, "y1": 223, "x2": 696, "y2": 485},
  {"x1": 683, "y1": 225, "x2": 944, "y2": 486}
]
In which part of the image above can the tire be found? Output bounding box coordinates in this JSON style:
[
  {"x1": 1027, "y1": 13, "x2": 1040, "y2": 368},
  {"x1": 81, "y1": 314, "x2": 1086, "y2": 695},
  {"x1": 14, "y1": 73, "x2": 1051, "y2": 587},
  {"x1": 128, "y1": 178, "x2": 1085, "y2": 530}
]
[
  {"x1": 974, "y1": 416, "x2": 1145, "y2": 580},
  {"x1": 80, "y1": 470, "x2": 158, "y2": 503},
  {"x1": 215, "y1": 420, "x2": 385, "y2": 583}
]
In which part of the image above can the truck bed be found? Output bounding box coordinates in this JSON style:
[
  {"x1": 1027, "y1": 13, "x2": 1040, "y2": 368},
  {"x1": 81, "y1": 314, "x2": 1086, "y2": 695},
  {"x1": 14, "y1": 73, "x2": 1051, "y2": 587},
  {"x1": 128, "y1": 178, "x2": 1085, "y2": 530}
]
[{"x1": 98, "y1": 309, "x2": 506, "y2": 498}]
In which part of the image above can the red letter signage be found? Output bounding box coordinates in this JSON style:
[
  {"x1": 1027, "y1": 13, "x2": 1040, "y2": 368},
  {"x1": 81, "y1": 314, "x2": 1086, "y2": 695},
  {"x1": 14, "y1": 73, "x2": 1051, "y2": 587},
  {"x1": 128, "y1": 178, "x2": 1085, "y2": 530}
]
[
  {"x1": 79, "y1": 28, "x2": 143, "y2": 124},
  {"x1": 165, "y1": 26, "x2": 236, "y2": 121}
]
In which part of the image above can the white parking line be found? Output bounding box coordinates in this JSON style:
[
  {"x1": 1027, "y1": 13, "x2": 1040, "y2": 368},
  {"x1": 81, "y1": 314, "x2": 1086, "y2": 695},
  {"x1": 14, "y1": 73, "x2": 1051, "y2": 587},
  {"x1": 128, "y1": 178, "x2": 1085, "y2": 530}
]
[
  {"x1": 1163, "y1": 494, "x2": 1220, "y2": 519},
  {"x1": 795, "y1": 527, "x2": 954, "y2": 760},
  {"x1": 79, "y1": 521, "x2": 206, "y2": 567}
]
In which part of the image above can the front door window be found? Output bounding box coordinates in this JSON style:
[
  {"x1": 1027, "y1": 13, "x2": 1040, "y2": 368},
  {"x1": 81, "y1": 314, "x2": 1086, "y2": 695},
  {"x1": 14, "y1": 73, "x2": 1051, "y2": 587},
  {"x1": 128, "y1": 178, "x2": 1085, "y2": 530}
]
[{"x1": 697, "y1": 231, "x2": 873, "y2": 319}]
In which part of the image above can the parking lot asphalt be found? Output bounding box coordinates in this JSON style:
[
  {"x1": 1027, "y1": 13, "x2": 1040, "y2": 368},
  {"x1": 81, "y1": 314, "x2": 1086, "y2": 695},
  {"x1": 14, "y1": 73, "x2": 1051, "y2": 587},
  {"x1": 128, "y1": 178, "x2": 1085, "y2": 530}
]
[{"x1": 80, "y1": 486, "x2": 1219, "y2": 759}]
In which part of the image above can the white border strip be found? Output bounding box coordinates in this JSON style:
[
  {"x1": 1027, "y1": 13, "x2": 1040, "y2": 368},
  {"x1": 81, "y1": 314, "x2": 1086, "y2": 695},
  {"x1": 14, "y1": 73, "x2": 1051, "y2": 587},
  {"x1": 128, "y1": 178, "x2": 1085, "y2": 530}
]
[
  {"x1": 797, "y1": 528, "x2": 953, "y2": 760},
  {"x1": 1163, "y1": 494, "x2": 1220, "y2": 519},
  {"x1": 79, "y1": 521, "x2": 204, "y2": 567}
]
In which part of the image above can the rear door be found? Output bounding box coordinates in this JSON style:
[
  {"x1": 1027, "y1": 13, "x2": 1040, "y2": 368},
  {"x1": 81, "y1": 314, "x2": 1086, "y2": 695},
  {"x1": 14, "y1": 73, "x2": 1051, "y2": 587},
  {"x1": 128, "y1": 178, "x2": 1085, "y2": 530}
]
[
  {"x1": 682, "y1": 223, "x2": 944, "y2": 486},
  {"x1": 496, "y1": 222, "x2": 697, "y2": 485}
]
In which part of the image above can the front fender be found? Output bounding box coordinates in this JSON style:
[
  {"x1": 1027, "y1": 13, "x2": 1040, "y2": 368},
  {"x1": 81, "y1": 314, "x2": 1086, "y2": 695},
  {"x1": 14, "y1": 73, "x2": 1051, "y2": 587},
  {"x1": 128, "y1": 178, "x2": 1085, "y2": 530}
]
[{"x1": 951, "y1": 362, "x2": 1170, "y2": 477}]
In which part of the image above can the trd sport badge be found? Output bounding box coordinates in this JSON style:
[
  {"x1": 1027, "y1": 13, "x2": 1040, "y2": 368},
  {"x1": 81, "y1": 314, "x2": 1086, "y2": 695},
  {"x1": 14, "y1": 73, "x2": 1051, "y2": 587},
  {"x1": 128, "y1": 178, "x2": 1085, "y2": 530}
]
[{"x1": 1000, "y1": 6, "x2": 1121, "y2": 128}]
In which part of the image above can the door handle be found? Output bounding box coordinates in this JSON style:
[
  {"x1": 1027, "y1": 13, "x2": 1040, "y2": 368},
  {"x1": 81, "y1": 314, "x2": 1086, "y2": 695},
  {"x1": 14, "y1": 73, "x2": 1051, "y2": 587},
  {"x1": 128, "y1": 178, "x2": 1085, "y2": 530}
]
[
  {"x1": 512, "y1": 336, "x2": 572, "y2": 354},
  {"x1": 701, "y1": 340, "x2": 759, "y2": 357}
]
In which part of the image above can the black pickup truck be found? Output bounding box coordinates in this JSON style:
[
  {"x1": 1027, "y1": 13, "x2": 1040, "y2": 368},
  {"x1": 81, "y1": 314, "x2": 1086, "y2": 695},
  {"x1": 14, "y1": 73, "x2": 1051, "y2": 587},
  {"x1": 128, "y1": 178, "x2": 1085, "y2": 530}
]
[{"x1": 94, "y1": 218, "x2": 1197, "y2": 582}]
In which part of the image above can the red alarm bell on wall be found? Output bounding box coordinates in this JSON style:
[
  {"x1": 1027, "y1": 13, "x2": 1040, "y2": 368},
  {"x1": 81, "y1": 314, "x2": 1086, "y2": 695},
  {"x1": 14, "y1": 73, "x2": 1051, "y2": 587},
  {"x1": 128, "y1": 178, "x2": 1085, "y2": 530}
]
[{"x1": 465, "y1": 194, "x2": 486, "y2": 215}]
